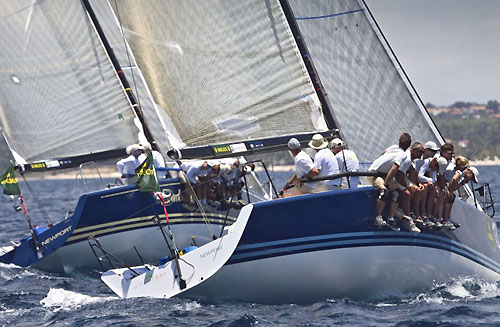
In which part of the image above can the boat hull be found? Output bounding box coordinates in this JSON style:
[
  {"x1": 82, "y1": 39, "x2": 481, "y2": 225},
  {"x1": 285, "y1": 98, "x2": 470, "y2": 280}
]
[
  {"x1": 1, "y1": 178, "x2": 238, "y2": 272},
  {"x1": 185, "y1": 187, "x2": 500, "y2": 303},
  {"x1": 188, "y1": 244, "x2": 499, "y2": 304}
]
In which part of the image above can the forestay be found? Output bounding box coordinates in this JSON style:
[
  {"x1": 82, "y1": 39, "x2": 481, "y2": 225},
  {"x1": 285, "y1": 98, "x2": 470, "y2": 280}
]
[
  {"x1": 110, "y1": 0, "x2": 329, "y2": 147},
  {"x1": 288, "y1": 0, "x2": 443, "y2": 162},
  {"x1": 0, "y1": 0, "x2": 139, "y2": 164}
]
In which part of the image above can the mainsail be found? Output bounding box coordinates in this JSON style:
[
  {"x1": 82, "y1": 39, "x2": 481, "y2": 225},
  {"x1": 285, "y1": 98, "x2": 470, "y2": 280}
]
[
  {"x1": 0, "y1": 0, "x2": 140, "y2": 166},
  {"x1": 110, "y1": 0, "x2": 329, "y2": 149},
  {"x1": 287, "y1": 0, "x2": 443, "y2": 162}
]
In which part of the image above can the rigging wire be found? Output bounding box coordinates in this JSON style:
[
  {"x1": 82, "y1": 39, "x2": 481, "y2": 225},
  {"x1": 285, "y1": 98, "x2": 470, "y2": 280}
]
[
  {"x1": 111, "y1": 0, "x2": 143, "y2": 127},
  {"x1": 20, "y1": 174, "x2": 52, "y2": 225}
]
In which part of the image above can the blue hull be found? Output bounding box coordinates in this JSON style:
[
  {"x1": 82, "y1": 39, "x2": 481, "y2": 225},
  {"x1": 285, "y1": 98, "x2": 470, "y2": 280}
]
[
  {"x1": 185, "y1": 187, "x2": 500, "y2": 303},
  {"x1": 231, "y1": 187, "x2": 500, "y2": 272},
  {"x1": 0, "y1": 178, "x2": 237, "y2": 271}
]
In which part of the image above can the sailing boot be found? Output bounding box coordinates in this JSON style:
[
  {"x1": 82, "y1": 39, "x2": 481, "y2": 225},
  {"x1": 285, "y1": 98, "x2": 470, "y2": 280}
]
[{"x1": 374, "y1": 215, "x2": 387, "y2": 227}]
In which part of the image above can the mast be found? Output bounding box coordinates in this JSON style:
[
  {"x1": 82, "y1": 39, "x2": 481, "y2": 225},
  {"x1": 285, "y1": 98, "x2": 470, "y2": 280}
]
[
  {"x1": 278, "y1": 0, "x2": 345, "y2": 141},
  {"x1": 80, "y1": 0, "x2": 158, "y2": 151}
]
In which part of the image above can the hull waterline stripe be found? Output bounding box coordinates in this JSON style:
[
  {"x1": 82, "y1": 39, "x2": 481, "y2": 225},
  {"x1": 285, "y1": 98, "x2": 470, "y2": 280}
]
[
  {"x1": 236, "y1": 231, "x2": 499, "y2": 269},
  {"x1": 72, "y1": 212, "x2": 236, "y2": 234},
  {"x1": 66, "y1": 217, "x2": 234, "y2": 243},
  {"x1": 230, "y1": 237, "x2": 500, "y2": 273}
]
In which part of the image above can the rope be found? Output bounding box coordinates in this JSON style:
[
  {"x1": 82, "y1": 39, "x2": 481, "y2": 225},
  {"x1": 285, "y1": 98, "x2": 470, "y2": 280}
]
[{"x1": 178, "y1": 169, "x2": 217, "y2": 239}]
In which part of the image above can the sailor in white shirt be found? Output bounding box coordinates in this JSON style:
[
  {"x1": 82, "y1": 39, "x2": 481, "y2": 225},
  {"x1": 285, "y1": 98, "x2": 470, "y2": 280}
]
[
  {"x1": 282, "y1": 138, "x2": 318, "y2": 195},
  {"x1": 180, "y1": 160, "x2": 212, "y2": 206},
  {"x1": 368, "y1": 132, "x2": 411, "y2": 230},
  {"x1": 329, "y1": 138, "x2": 360, "y2": 188},
  {"x1": 139, "y1": 142, "x2": 167, "y2": 179},
  {"x1": 397, "y1": 142, "x2": 425, "y2": 231},
  {"x1": 116, "y1": 144, "x2": 143, "y2": 185},
  {"x1": 414, "y1": 141, "x2": 440, "y2": 225},
  {"x1": 308, "y1": 134, "x2": 340, "y2": 191}
]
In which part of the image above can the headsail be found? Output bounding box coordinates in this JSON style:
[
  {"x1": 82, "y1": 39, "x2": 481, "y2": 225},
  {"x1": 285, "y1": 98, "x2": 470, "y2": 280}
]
[
  {"x1": 287, "y1": 0, "x2": 443, "y2": 162},
  {"x1": 88, "y1": 0, "x2": 185, "y2": 152},
  {"x1": 110, "y1": 0, "x2": 329, "y2": 149},
  {"x1": 0, "y1": 0, "x2": 139, "y2": 165}
]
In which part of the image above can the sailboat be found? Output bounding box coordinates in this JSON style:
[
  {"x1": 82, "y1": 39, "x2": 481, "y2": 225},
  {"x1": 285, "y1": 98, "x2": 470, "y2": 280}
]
[
  {"x1": 1, "y1": 0, "x2": 498, "y2": 303},
  {"x1": 95, "y1": 0, "x2": 499, "y2": 304}
]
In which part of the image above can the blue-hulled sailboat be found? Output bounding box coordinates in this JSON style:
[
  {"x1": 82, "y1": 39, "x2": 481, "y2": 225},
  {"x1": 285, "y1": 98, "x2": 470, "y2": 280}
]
[
  {"x1": 98, "y1": 0, "x2": 498, "y2": 303},
  {"x1": 0, "y1": 0, "x2": 498, "y2": 304}
]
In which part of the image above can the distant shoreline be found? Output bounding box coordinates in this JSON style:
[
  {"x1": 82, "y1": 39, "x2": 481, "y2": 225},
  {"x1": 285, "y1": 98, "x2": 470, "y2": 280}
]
[
  {"x1": 19, "y1": 159, "x2": 500, "y2": 181},
  {"x1": 469, "y1": 156, "x2": 500, "y2": 166}
]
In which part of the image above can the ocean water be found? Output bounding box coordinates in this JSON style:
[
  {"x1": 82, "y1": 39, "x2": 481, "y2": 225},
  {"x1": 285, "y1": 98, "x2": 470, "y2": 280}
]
[{"x1": 1, "y1": 166, "x2": 500, "y2": 326}]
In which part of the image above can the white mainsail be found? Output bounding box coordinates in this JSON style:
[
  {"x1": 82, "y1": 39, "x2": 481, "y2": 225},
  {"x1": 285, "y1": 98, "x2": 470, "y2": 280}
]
[
  {"x1": 110, "y1": 0, "x2": 329, "y2": 148},
  {"x1": 288, "y1": 0, "x2": 443, "y2": 162},
  {"x1": 0, "y1": 0, "x2": 139, "y2": 164}
]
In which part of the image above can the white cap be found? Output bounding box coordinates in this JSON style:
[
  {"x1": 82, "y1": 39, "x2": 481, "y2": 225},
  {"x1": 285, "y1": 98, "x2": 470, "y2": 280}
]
[
  {"x1": 126, "y1": 144, "x2": 143, "y2": 155},
  {"x1": 437, "y1": 156, "x2": 449, "y2": 174},
  {"x1": 469, "y1": 166, "x2": 479, "y2": 183},
  {"x1": 288, "y1": 138, "x2": 301, "y2": 150},
  {"x1": 329, "y1": 138, "x2": 344, "y2": 148},
  {"x1": 141, "y1": 142, "x2": 152, "y2": 151},
  {"x1": 424, "y1": 141, "x2": 440, "y2": 151}
]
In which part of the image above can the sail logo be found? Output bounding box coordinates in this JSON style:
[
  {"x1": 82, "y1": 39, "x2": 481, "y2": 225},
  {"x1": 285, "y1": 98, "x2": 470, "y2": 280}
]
[
  {"x1": 136, "y1": 168, "x2": 155, "y2": 178},
  {"x1": 212, "y1": 145, "x2": 232, "y2": 156},
  {"x1": 41, "y1": 226, "x2": 72, "y2": 246},
  {"x1": 30, "y1": 162, "x2": 46, "y2": 169},
  {"x1": 0, "y1": 173, "x2": 18, "y2": 185}
]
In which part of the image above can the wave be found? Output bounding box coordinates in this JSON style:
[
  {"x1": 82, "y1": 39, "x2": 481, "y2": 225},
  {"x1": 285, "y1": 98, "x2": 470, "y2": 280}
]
[
  {"x1": 405, "y1": 277, "x2": 500, "y2": 304},
  {"x1": 40, "y1": 288, "x2": 116, "y2": 312}
]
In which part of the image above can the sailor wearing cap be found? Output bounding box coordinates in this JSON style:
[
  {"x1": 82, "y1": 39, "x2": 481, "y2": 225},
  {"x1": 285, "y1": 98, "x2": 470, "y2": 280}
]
[
  {"x1": 116, "y1": 144, "x2": 143, "y2": 184},
  {"x1": 282, "y1": 138, "x2": 319, "y2": 195},
  {"x1": 443, "y1": 157, "x2": 478, "y2": 228},
  {"x1": 414, "y1": 141, "x2": 440, "y2": 225},
  {"x1": 329, "y1": 138, "x2": 360, "y2": 188},
  {"x1": 306, "y1": 134, "x2": 340, "y2": 191},
  {"x1": 433, "y1": 143, "x2": 455, "y2": 224}
]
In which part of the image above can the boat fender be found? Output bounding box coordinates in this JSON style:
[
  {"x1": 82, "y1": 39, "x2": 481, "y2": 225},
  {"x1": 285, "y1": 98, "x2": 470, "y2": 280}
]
[
  {"x1": 182, "y1": 246, "x2": 198, "y2": 254},
  {"x1": 159, "y1": 255, "x2": 172, "y2": 265}
]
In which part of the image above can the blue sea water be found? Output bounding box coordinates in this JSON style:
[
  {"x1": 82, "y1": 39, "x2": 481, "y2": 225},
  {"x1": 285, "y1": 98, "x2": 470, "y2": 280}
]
[{"x1": 2, "y1": 166, "x2": 500, "y2": 326}]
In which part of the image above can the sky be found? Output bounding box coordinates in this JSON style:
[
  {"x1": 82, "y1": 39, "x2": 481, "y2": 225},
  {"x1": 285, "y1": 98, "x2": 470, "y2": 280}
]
[{"x1": 364, "y1": 0, "x2": 500, "y2": 106}]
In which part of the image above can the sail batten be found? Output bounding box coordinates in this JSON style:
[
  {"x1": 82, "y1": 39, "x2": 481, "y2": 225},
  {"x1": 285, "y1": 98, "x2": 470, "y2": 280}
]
[{"x1": 0, "y1": 0, "x2": 140, "y2": 164}]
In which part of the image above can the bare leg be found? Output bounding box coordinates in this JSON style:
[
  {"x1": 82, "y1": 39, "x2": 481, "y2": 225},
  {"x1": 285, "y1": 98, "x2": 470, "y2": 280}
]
[{"x1": 400, "y1": 188, "x2": 411, "y2": 216}]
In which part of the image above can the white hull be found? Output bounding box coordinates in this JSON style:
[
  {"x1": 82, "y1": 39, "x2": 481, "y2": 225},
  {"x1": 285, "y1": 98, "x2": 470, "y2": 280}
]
[
  {"x1": 186, "y1": 244, "x2": 500, "y2": 304},
  {"x1": 101, "y1": 205, "x2": 252, "y2": 298}
]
